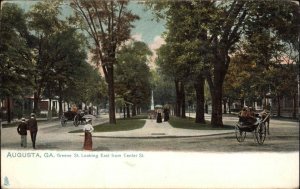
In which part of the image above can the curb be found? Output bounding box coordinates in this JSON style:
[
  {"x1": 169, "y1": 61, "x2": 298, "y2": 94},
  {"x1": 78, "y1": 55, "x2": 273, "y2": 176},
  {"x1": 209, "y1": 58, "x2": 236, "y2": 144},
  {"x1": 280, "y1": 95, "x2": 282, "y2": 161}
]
[{"x1": 79, "y1": 131, "x2": 235, "y2": 139}]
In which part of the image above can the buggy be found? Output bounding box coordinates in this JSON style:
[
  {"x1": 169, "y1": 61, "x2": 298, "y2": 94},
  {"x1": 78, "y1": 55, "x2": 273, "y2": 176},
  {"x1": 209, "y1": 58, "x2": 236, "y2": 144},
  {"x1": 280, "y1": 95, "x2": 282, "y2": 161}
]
[
  {"x1": 60, "y1": 110, "x2": 87, "y2": 127},
  {"x1": 235, "y1": 113, "x2": 270, "y2": 145}
]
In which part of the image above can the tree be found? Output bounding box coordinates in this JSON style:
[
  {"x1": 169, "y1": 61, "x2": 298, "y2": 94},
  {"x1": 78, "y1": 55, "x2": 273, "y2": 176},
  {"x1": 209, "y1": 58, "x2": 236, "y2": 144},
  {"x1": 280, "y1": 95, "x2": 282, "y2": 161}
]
[
  {"x1": 149, "y1": 0, "x2": 298, "y2": 126},
  {"x1": 43, "y1": 26, "x2": 88, "y2": 116},
  {"x1": 71, "y1": 0, "x2": 139, "y2": 124},
  {"x1": 0, "y1": 3, "x2": 34, "y2": 122},
  {"x1": 156, "y1": 42, "x2": 189, "y2": 118},
  {"x1": 26, "y1": 0, "x2": 69, "y2": 113},
  {"x1": 115, "y1": 41, "x2": 152, "y2": 117},
  {"x1": 150, "y1": 1, "x2": 211, "y2": 122}
]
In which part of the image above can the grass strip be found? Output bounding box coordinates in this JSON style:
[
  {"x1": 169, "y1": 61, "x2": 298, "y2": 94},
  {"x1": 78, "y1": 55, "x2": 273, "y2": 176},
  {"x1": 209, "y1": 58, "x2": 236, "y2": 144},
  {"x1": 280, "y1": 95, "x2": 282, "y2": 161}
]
[
  {"x1": 69, "y1": 118, "x2": 146, "y2": 133},
  {"x1": 169, "y1": 116, "x2": 234, "y2": 130}
]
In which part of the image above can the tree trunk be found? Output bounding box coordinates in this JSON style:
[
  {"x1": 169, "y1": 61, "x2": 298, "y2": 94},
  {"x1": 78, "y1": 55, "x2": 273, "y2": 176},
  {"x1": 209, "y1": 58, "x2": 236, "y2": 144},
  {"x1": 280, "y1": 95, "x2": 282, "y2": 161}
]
[
  {"x1": 240, "y1": 98, "x2": 245, "y2": 108},
  {"x1": 48, "y1": 98, "x2": 52, "y2": 120},
  {"x1": 107, "y1": 66, "x2": 116, "y2": 124},
  {"x1": 276, "y1": 95, "x2": 281, "y2": 117},
  {"x1": 228, "y1": 98, "x2": 232, "y2": 114},
  {"x1": 205, "y1": 102, "x2": 208, "y2": 114},
  {"x1": 211, "y1": 88, "x2": 223, "y2": 127},
  {"x1": 126, "y1": 105, "x2": 130, "y2": 118},
  {"x1": 175, "y1": 80, "x2": 181, "y2": 117},
  {"x1": 132, "y1": 104, "x2": 136, "y2": 116},
  {"x1": 181, "y1": 83, "x2": 186, "y2": 118},
  {"x1": 58, "y1": 81, "x2": 63, "y2": 117},
  {"x1": 292, "y1": 94, "x2": 296, "y2": 119},
  {"x1": 194, "y1": 76, "x2": 205, "y2": 123},
  {"x1": 33, "y1": 92, "x2": 39, "y2": 113},
  {"x1": 223, "y1": 99, "x2": 227, "y2": 114},
  {"x1": 209, "y1": 68, "x2": 224, "y2": 127},
  {"x1": 123, "y1": 106, "x2": 126, "y2": 119},
  {"x1": 6, "y1": 96, "x2": 11, "y2": 123},
  {"x1": 59, "y1": 96, "x2": 63, "y2": 118}
]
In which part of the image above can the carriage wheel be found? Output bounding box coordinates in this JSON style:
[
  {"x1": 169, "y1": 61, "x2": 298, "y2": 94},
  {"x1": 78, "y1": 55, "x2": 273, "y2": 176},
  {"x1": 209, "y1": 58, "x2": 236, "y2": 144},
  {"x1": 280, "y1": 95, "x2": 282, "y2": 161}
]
[
  {"x1": 255, "y1": 122, "x2": 266, "y2": 145},
  {"x1": 73, "y1": 115, "x2": 80, "y2": 127},
  {"x1": 60, "y1": 116, "x2": 67, "y2": 127},
  {"x1": 235, "y1": 125, "x2": 246, "y2": 142}
]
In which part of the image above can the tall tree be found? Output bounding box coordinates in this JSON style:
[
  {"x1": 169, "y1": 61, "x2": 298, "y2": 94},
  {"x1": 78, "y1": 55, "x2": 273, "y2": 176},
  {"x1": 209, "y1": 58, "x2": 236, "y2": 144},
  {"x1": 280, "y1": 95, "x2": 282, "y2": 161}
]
[
  {"x1": 43, "y1": 26, "x2": 88, "y2": 116},
  {"x1": 0, "y1": 3, "x2": 34, "y2": 122},
  {"x1": 149, "y1": 0, "x2": 298, "y2": 126},
  {"x1": 26, "y1": 0, "x2": 68, "y2": 113},
  {"x1": 115, "y1": 41, "x2": 152, "y2": 116},
  {"x1": 156, "y1": 42, "x2": 189, "y2": 118},
  {"x1": 71, "y1": 0, "x2": 139, "y2": 124}
]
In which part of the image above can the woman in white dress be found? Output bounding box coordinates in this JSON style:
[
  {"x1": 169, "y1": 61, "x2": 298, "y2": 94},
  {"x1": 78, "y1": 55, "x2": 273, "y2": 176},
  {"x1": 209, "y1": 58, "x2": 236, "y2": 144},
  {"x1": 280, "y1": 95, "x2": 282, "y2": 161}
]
[{"x1": 83, "y1": 118, "x2": 94, "y2": 150}]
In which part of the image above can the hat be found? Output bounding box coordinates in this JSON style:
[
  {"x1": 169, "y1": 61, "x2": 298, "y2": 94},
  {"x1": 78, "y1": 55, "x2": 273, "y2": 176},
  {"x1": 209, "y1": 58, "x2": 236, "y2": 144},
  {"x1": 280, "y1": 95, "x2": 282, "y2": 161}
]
[
  {"x1": 21, "y1": 118, "x2": 26, "y2": 122},
  {"x1": 30, "y1": 113, "x2": 35, "y2": 117}
]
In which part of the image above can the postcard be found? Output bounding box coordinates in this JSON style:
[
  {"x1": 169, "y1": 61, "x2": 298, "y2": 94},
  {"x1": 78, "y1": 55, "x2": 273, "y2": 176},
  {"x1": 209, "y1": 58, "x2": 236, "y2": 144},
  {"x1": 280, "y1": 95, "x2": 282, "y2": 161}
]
[{"x1": 1, "y1": 0, "x2": 299, "y2": 188}]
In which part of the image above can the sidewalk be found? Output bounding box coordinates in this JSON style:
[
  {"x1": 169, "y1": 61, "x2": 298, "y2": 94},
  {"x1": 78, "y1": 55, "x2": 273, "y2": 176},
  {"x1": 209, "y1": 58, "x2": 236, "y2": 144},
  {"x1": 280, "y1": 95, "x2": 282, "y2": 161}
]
[{"x1": 80, "y1": 119, "x2": 234, "y2": 139}]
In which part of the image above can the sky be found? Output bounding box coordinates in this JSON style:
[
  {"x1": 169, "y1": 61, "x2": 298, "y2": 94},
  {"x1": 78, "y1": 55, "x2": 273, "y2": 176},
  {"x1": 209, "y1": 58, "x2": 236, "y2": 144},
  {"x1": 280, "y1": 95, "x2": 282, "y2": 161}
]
[
  {"x1": 128, "y1": 2, "x2": 166, "y2": 68},
  {"x1": 2, "y1": 0, "x2": 166, "y2": 68}
]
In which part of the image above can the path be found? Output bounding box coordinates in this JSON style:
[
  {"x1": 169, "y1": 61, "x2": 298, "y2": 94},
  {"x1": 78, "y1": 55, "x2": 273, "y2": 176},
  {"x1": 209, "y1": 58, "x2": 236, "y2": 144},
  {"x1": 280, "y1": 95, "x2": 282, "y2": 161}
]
[{"x1": 90, "y1": 119, "x2": 234, "y2": 138}]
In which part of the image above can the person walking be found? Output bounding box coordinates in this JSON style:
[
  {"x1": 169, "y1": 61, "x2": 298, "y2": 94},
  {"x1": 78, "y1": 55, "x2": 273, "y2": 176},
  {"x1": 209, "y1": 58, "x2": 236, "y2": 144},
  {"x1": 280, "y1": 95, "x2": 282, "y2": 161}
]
[
  {"x1": 83, "y1": 118, "x2": 94, "y2": 150},
  {"x1": 27, "y1": 113, "x2": 38, "y2": 149},
  {"x1": 17, "y1": 118, "x2": 28, "y2": 148}
]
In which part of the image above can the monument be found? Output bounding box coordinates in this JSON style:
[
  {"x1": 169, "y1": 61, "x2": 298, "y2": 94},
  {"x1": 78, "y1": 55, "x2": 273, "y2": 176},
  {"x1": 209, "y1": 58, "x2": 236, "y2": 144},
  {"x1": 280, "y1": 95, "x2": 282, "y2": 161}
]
[{"x1": 151, "y1": 90, "x2": 154, "y2": 110}]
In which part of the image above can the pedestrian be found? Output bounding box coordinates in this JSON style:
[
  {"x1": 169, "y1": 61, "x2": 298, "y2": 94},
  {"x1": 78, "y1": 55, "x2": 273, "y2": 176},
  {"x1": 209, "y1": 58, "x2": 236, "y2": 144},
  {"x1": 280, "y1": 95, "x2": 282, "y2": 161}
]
[
  {"x1": 17, "y1": 118, "x2": 28, "y2": 148},
  {"x1": 27, "y1": 113, "x2": 38, "y2": 149},
  {"x1": 163, "y1": 108, "x2": 169, "y2": 122},
  {"x1": 83, "y1": 118, "x2": 94, "y2": 150},
  {"x1": 156, "y1": 109, "x2": 162, "y2": 123}
]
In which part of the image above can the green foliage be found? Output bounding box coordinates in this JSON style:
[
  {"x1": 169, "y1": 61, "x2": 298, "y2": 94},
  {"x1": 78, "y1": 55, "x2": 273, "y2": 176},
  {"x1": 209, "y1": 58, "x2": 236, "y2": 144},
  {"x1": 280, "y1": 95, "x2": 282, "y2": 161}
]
[
  {"x1": 63, "y1": 63, "x2": 107, "y2": 105},
  {"x1": 150, "y1": 0, "x2": 299, "y2": 125},
  {"x1": 69, "y1": 118, "x2": 146, "y2": 133},
  {"x1": 151, "y1": 70, "x2": 175, "y2": 105},
  {"x1": 169, "y1": 116, "x2": 234, "y2": 130},
  {"x1": 115, "y1": 41, "x2": 152, "y2": 109},
  {"x1": 0, "y1": 3, "x2": 34, "y2": 99},
  {"x1": 71, "y1": 0, "x2": 140, "y2": 124}
]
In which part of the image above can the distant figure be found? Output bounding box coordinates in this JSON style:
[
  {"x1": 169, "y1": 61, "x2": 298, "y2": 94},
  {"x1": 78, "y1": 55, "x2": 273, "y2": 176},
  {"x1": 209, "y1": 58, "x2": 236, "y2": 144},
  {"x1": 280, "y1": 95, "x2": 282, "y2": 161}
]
[
  {"x1": 156, "y1": 109, "x2": 162, "y2": 123},
  {"x1": 83, "y1": 118, "x2": 94, "y2": 150},
  {"x1": 17, "y1": 118, "x2": 28, "y2": 148},
  {"x1": 27, "y1": 113, "x2": 38, "y2": 149},
  {"x1": 163, "y1": 108, "x2": 169, "y2": 122}
]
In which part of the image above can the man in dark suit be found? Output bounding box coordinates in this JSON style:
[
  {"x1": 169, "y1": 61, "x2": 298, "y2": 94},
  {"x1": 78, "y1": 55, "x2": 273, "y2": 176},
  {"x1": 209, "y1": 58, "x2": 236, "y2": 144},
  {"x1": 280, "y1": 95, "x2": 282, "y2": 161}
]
[{"x1": 27, "y1": 113, "x2": 38, "y2": 149}]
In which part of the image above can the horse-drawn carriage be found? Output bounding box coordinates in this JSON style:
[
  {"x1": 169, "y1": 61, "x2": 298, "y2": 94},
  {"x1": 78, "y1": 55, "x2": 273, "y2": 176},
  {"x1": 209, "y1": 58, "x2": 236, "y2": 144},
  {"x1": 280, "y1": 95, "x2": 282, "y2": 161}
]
[
  {"x1": 235, "y1": 113, "x2": 270, "y2": 145},
  {"x1": 60, "y1": 110, "x2": 87, "y2": 127}
]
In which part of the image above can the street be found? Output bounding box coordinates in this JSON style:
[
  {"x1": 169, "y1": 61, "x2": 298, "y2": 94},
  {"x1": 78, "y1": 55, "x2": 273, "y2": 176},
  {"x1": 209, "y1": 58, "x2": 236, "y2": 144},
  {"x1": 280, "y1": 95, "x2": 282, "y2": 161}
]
[
  {"x1": 1, "y1": 114, "x2": 298, "y2": 152},
  {"x1": 1, "y1": 114, "x2": 299, "y2": 189}
]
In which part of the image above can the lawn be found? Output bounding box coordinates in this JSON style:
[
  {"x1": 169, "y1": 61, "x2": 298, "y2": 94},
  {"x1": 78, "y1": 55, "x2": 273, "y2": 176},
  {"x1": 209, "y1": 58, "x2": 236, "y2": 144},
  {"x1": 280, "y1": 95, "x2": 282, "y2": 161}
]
[
  {"x1": 69, "y1": 118, "x2": 146, "y2": 133},
  {"x1": 169, "y1": 116, "x2": 234, "y2": 130}
]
